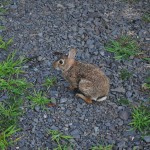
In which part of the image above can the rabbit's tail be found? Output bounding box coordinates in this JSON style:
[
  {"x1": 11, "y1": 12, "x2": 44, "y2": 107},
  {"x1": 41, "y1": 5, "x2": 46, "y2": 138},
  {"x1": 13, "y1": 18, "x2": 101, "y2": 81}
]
[{"x1": 97, "y1": 96, "x2": 107, "y2": 101}]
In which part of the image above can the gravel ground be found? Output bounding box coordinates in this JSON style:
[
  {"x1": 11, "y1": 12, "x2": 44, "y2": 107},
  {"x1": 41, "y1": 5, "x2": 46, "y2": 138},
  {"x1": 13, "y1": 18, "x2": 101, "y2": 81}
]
[{"x1": 1, "y1": 0, "x2": 150, "y2": 149}]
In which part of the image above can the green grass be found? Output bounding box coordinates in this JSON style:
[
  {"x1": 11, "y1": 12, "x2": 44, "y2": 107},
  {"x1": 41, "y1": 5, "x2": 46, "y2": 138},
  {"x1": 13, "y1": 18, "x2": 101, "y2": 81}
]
[
  {"x1": 0, "y1": 26, "x2": 6, "y2": 30},
  {"x1": 43, "y1": 77, "x2": 56, "y2": 90},
  {"x1": 143, "y1": 57, "x2": 150, "y2": 62},
  {"x1": 91, "y1": 144, "x2": 113, "y2": 150},
  {"x1": 28, "y1": 91, "x2": 52, "y2": 108},
  {"x1": 142, "y1": 13, "x2": 150, "y2": 23},
  {"x1": 130, "y1": 105, "x2": 150, "y2": 133},
  {"x1": 120, "y1": 69, "x2": 132, "y2": 80},
  {"x1": 0, "y1": 78, "x2": 30, "y2": 95},
  {"x1": 0, "y1": 126, "x2": 20, "y2": 150},
  {"x1": 0, "y1": 7, "x2": 7, "y2": 14},
  {"x1": 0, "y1": 51, "x2": 29, "y2": 148},
  {"x1": 48, "y1": 130, "x2": 73, "y2": 150},
  {"x1": 0, "y1": 51, "x2": 24, "y2": 78},
  {"x1": 0, "y1": 101, "x2": 22, "y2": 130},
  {"x1": 0, "y1": 0, "x2": 11, "y2": 7},
  {"x1": 118, "y1": 98, "x2": 130, "y2": 105},
  {"x1": 142, "y1": 77, "x2": 150, "y2": 90},
  {"x1": 0, "y1": 37, "x2": 13, "y2": 50},
  {"x1": 105, "y1": 36, "x2": 139, "y2": 60}
]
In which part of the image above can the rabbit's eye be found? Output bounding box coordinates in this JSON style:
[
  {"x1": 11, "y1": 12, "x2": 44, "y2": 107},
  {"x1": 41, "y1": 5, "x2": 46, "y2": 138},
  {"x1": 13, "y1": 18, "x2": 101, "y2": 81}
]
[{"x1": 59, "y1": 59, "x2": 64, "y2": 65}]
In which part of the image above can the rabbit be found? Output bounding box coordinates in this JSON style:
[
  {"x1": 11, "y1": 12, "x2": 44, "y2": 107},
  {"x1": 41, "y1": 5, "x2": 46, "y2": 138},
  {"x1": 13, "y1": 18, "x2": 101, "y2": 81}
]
[{"x1": 53, "y1": 49, "x2": 110, "y2": 104}]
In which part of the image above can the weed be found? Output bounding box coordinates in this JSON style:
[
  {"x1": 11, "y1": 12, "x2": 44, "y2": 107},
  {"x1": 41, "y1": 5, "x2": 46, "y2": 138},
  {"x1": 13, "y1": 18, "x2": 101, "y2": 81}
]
[
  {"x1": 0, "y1": 26, "x2": 6, "y2": 30},
  {"x1": 0, "y1": 50, "x2": 30, "y2": 148},
  {"x1": 120, "y1": 69, "x2": 132, "y2": 80},
  {"x1": 142, "y1": 13, "x2": 150, "y2": 23},
  {"x1": 28, "y1": 91, "x2": 52, "y2": 108},
  {"x1": 0, "y1": 102, "x2": 21, "y2": 118},
  {"x1": 130, "y1": 105, "x2": 150, "y2": 132},
  {"x1": 143, "y1": 57, "x2": 150, "y2": 62},
  {"x1": 105, "y1": 36, "x2": 139, "y2": 60},
  {"x1": 0, "y1": 7, "x2": 7, "y2": 14},
  {"x1": 142, "y1": 77, "x2": 150, "y2": 90},
  {"x1": 91, "y1": 144, "x2": 113, "y2": 150},
  {"x1": 0, "y1": 36, "x2": 13, "y2": 50},
  {"x1": 48, "y1": 130, "x2": 73, "y2": 150},
  {"x1": 0, "y1": 102, "x2": 22, "y2": 130},
  {"x1": 0, "y1": 126, "x2": 20, "y2": 150},
  {"x1": 0, "y1": 78, "x2": 30, "y2": 96},
  {"x1": 118, "y1": 98, "x2": 130, "y2": 105},
  {"x1": 43, "y1": 77, "x2": 56, "y2": 90},
  {"x1": 0, "y1": 51, "x2": 24, "y2": 78}
]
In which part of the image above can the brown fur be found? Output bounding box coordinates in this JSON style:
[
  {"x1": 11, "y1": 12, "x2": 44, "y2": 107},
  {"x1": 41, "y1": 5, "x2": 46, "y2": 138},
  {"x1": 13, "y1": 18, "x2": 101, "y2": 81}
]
[{"x1": 53, "y1": 49, "x2": 110, "y2": 103}]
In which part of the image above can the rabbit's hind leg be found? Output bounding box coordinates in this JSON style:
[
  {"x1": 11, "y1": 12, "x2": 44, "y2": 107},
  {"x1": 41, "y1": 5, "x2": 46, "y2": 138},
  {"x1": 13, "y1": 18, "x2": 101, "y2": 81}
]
[{"x1": 76, "y1": 93, "x2": 92, "y2": 104}]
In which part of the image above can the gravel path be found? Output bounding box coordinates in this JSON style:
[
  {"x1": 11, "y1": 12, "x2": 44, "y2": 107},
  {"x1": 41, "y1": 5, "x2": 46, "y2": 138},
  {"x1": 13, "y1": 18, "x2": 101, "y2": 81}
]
[{"x1": 1, "y1": 0, "x2": 150, "y2": 149}]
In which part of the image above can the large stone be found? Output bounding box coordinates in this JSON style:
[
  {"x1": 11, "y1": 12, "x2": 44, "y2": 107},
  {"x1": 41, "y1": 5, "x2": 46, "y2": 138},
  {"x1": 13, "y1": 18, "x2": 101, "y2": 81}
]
[
  {"x1": 119, "y1": 111, "x2": 129, "y2": 121},
  {"x1": 111, "y1": 87, "x2": 126, "y2": 93},
  {"x1": 143, "y1": 136, "x2": 150, "y2": 143}
]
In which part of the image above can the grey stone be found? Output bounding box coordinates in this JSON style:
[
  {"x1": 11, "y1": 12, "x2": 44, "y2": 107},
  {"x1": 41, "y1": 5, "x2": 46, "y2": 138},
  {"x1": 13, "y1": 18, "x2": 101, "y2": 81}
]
[
  {"x1": 111, "y1": 87, "x2": 126, "y2": 93},
  {"x1": 67, "y1": 3, "x2": 75, "y2": 8},
  {"x1": 48, "y1": 118, "x2": 52, "y2": 123},
  {"x1": 51, "y1": 125, "x2": 58, "y2": 130},
  {"x1": 119, "y1": 111, "x2": 129, "y2": 121},
  {"x1": 33, "y1": 68, "x2": 38, "y2": 72},
  {"x1": 37, "y1": 56, "x2": 45, "y2": 61},
  {"x1": 33, "y1": 118, "x2": 38, "y2": 123},
  {"x1": 94, "y1": 127, "x2": 99, "y2": 135},
  {"x1": 38, "y1": 33, "x2": 43, "y2": 37},
  {"x1": 50, "y1": 91, "x2": 58, "y2": 97},
  {"x1": 126, "y1": 91, "x2": 133, "y2": 98},
  {"x1": 86, "y1": 39, "x2": 94, "y2": 45},
  {"x1": 34, "y1": 106, "x2": 40, "y2": 112},
  {"x1": 100, "y1": 51, "x2": 105, "y2": 56},
  {"x1": 51, "y1": 97, "x2": 56, "y2": 104},
  {"x1": 66, "y1": 110, "x2": 71, "y2": 116},
  {"x1": 57, "y1": 4, "x2": 65, "y2": 9},
  {"x1": 60, "y1": 98, "x2": 68, "y2": 103},
  {"x1": 118, "y1": 119, "x2": 123, "y2": 126},
  {"x1": 70, "y1": 129, "x2": 80, "y2": 138},
  {"x1": 105, "y1": 122, "x2": 111, "y2": 126},
  {"x1": 143, "y1": 136, "x2": 150, "y2": 143},
  {"x1": 117, "y1": 141, "x2": 126, "y2": 148}
]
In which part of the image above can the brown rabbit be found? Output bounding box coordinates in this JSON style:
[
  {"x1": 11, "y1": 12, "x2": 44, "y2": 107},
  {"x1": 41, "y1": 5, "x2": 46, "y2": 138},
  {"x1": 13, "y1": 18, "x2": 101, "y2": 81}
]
[{"x1": 53, "y1": 49, "x2": 109, "y2": 104}]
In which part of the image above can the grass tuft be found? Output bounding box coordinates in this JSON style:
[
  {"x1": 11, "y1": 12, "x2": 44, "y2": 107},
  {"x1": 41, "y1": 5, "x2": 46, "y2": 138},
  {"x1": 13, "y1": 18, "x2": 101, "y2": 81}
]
[
  {"x1": 0, "y1": 78, "x2": 30, "y2": 95},
  {"x1": 28, "y1": 91, "x2": 52, "y2": 108},
  {"x1": 0, "y1": 26, "x2": 6, "y2": 30},
  {"x1": 0, "y1": 7, "x2": 7, "y2": 14},
  {"x1": 142, "y1": 57, "x2": 150, "y2": 62},
  {"x1": 130, "y1": 105, "x2": 150, "y2": 133},
  {"x1": 48, "y1": 130, "x2": 73, "y2": 150},
  {"x1": 142, "y1": 77, "x2": 150, "y2": 90},
  {"x1": 0, "y1": 126, "x2": 19, "y2": 150},
  {"x1": 0, "y1": 51, "x2": 24, "y2": 78},
  {"x1": 105, "y1": 36, "x2": 139, "y2": 60},
  {"x1": 43, "y1": 77, "x2": 56, "y2": 90},
  {"x1": 0, "y1": 37, "x2": 13, "y2": 50},
  {"x1": 120, "y1": 69, "x2": 132, "y2": 80},
  {"x1": 118, "y1": 98, "x2": 130, "y2": 105},
  {"x1": 142, "y1": 13, "x2": 150, "y2": 23},
  {"x1": 0, "y1": 51, "x2": 29, "y2": 148},
  {"x1": 91, "y1": 144, "x2": 113, "y2": 150}
]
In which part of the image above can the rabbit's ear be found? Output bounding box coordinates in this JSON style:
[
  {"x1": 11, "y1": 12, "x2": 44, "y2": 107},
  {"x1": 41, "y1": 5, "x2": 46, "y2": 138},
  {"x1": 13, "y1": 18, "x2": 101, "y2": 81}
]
[{"x1": 68, "y1": 49, "x2": 77, "y2": 59}]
